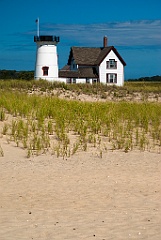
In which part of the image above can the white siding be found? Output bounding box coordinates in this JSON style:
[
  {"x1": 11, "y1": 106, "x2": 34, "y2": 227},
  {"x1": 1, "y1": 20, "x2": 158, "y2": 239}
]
[
  {"x1": 99, "y1": 50, "x2": 124, "y2": 86},
  {"x1": 58, "y1": 78, "x2": 93, "y2": 84},
  {"x1": 75, "y1": 78, "x2": 86, "y2": 84},
  {"x1": 56, "y1": 78, "x2": 67, "y2": 83}
]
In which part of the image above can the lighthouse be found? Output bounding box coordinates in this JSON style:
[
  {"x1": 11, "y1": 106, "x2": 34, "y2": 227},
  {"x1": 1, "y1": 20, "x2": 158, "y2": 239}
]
[{"x1": 34, "y1": 19, "x2": 60, "y2": 81}]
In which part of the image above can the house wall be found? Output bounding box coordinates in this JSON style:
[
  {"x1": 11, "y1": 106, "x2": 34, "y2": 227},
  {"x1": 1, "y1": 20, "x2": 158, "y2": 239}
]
[
  {"x1": 56, "y1": 77, "x2": 67, "y2": 83},
  {"x1": 75, "y1": 78, "x2": 86, "y2": 84},
  {"x1": 99, "y1": 50, "x2": 124, "y2": 86},
  {"x1": 58, "y1": 78, "x2": 93, "y2": 84}
]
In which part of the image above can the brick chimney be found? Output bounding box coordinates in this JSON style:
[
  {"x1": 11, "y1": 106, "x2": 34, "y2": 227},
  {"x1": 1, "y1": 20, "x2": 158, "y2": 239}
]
[{"x1": 103, "y1": 36, "x2": 108, "y2": 47}]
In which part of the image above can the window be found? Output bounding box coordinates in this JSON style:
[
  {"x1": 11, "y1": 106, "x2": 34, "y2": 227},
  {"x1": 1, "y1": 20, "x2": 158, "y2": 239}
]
[
  {"x1": 71, "y1": 58, "x2": 77, "y2": 70},
  {"x1": 86, "y1": 78, "x2": 90, "y2": 84},
  {"x1": 42, "y1": 66, "x2": 49, "y2": 76},
  {"x1": 92, "y1": 79, "x2": 98, "y2": 84},
  {"x1": 106, "y1": 73, "x2": 117, "y2": 83},
  {"x1": 66, "y1": 78, "x2": 72, "y2": 84},
  {"x1": 72, "y1": 78, "x2": 76, "y2": 84},
  {"x1": 72, "y1": 63, "x2": 77, "y2": 70},
  {"x1": 106, "y1": 59, "x2": 117, "y2": 69}
]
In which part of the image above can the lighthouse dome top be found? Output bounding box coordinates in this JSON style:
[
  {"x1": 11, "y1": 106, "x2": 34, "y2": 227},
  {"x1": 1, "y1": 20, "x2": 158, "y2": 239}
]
[{"x1": 34, "y1": 35, "x2": 60, "y2": 43}]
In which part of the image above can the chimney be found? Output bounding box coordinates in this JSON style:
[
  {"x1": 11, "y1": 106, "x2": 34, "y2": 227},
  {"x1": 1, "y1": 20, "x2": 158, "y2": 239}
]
[{"x1": 103, "y1": 36, "x2": 108, "y2": 47}]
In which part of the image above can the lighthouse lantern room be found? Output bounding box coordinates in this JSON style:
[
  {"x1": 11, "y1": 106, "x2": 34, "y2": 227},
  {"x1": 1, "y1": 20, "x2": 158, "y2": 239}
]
[{"x1": 34, "y1": 19, "x2": 60, "y2": 81}]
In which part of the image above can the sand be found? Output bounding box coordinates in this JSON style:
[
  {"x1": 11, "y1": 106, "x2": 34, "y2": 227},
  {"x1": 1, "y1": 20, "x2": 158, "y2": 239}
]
[{"x1": 0, "y1": 139, "x2": 161, "y2": 240}]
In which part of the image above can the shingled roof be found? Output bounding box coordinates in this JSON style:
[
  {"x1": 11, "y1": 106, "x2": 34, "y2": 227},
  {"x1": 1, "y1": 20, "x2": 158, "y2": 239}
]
[
  {"x1": 67, "y1": 47, "x2": 102, "y2": 65},
  {"x1": 67, "y1": 46, "x2": 126, "y2": 66},
  {"x1": 59, "y1": 67, "x2": 99, "y2": 78}
]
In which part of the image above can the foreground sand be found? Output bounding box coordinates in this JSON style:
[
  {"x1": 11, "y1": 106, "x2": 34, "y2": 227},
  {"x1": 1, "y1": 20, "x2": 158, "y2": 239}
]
[{"x1": 0, "y1": 140, "x2": 161, "y2": 240}]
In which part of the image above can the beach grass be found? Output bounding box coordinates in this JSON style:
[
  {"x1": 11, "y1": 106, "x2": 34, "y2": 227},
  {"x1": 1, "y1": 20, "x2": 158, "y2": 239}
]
[{"x1": 0, "y1": 81, "x2": 161, "y2": 157}]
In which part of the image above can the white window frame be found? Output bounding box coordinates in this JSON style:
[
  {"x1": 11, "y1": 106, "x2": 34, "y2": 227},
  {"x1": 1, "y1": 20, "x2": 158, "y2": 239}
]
[
  {"x1": 106, "y1": 59, "x2": 117, "y2": 69},
  {"x1": 106, "y1": 73, "x2": 117, "y2": 83}
]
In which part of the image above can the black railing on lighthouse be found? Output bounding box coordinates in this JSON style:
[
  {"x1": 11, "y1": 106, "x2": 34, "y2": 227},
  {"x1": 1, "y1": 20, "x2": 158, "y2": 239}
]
[{"x1": 34, "y1": 36, "x2": 60, "y2": 43}]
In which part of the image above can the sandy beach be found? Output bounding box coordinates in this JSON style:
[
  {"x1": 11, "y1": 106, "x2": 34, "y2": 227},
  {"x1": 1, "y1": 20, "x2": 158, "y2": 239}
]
[{"x1": 0, "y1": 138, "x2": 161, "y2": 240}]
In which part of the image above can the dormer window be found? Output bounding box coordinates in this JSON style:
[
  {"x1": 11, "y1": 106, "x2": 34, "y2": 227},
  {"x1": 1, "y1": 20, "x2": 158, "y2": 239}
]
[
  {"x1": 42, "y1": 66, "x2": 49, "y2": 76},
  {"x1": 106, "y1": 59, "x2": 117, "y2": 69},
  {"x1": 73, "y1": 63, "x2": 76, "y2": 69},
  {"x1": 71, "y1": 62, "x2": 77, "y2": 70}
]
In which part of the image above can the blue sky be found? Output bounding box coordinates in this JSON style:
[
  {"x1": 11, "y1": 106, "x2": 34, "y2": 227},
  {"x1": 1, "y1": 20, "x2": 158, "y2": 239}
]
[{"x1": 0, "y1": 0, "x2": 161, "y2": 79}]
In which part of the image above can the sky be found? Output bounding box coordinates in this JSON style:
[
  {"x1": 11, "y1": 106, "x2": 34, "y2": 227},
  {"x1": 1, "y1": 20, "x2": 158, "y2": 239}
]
[{"x1": 0, "y1": 0, "x2": 161, "y2": 79}]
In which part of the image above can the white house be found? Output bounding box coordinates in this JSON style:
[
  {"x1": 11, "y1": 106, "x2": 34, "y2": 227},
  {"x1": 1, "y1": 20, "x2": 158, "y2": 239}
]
[{"x1": 59, "y1": 37, "x2": 126, "y2": 86}]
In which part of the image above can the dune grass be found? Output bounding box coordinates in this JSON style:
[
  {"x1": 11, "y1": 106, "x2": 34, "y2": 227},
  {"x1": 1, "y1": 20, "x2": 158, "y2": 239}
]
[{"x1": 0, "y1": 86, "x2": 161, "y2": 157}]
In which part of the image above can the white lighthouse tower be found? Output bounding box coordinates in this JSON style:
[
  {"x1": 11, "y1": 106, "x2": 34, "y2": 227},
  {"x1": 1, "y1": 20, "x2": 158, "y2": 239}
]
[{"x1": 34, "y1": 19, "x2": 60, "y2": 81}]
